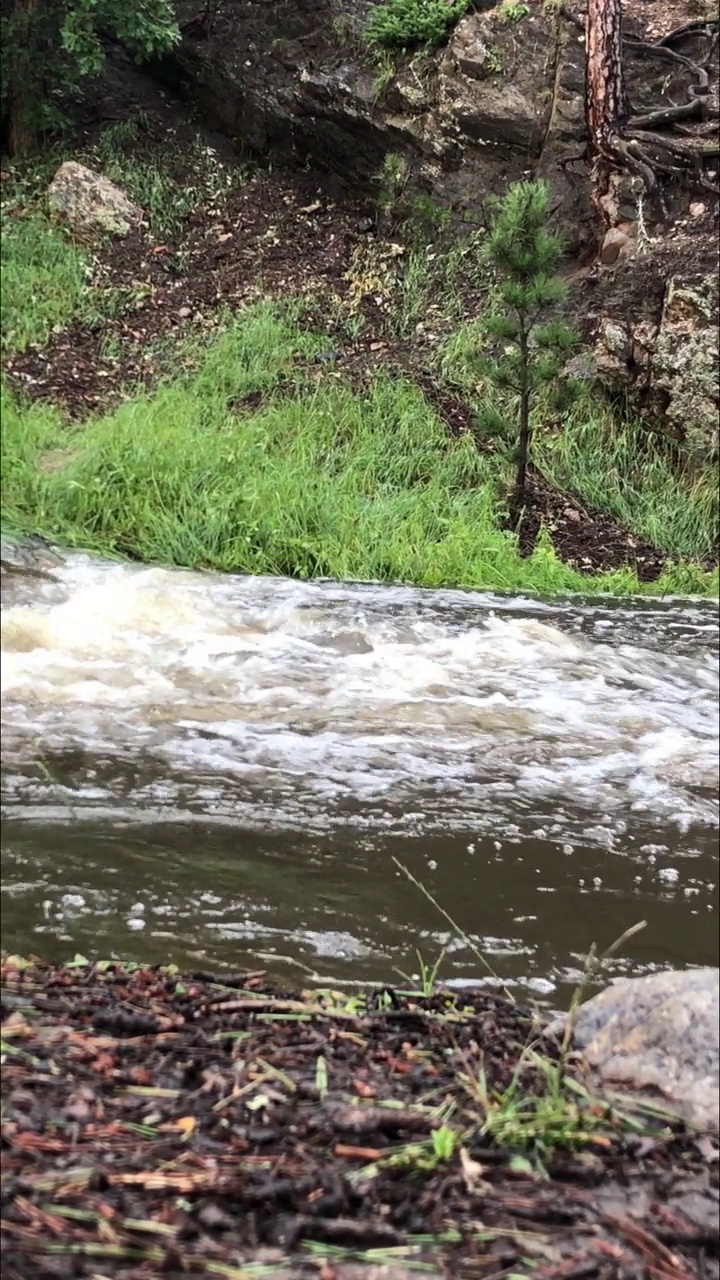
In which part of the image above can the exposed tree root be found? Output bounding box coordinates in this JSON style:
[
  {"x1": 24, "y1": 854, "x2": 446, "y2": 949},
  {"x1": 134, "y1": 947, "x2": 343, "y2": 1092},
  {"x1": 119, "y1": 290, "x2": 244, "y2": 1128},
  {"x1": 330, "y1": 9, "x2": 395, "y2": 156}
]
[{"x1": 582, "y1": 9, "x2": 719, "y2": 222}]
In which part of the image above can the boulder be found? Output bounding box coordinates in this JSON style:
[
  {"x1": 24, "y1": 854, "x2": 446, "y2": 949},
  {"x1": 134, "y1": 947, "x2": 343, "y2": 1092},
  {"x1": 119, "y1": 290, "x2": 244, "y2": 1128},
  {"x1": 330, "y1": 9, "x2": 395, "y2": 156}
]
[
  {"x1": 47, "y1": 161, "x2": 143, "y2": 237},
  {"x1": 547, "y1": 968, "x2": 720, "y2": 1131},
  {"x1": 566, "y1": 235, "x2": 720, "y2": 459},
  {"x1": 650, "y1": 277, "x2": 719, "y2": 460}
]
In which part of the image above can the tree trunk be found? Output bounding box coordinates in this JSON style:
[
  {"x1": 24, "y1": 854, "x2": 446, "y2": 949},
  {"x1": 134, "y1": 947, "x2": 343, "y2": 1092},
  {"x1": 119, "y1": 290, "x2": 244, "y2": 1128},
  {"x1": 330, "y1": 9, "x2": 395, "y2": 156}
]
[
  {"x1": 585, "y1": 0, "x2": 627, "y2": 214},
  {"x1": 512, "y1": 331, "x2": 531, "y2": 524},
  {"x1": 5, "y1": 0, "x2": 41, "y2": 157}
]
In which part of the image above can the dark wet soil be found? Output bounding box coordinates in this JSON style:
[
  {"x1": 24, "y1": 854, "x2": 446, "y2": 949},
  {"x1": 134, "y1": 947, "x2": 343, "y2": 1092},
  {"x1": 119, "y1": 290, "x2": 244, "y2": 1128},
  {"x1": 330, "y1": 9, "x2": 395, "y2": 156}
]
[
  {"x1": 0, "y1": 70, "x2": 699, "y2": 583},
  {"x1": 1, "y1": 958, "x2": 718, "y2": 1280}
]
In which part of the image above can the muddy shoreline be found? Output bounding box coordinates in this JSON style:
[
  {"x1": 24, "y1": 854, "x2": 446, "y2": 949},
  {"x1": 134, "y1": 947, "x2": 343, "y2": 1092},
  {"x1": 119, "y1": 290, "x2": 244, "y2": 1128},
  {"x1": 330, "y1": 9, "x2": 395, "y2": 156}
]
[{"x1": 1, "y1": 956, "x2": 718, "y2": 1279}]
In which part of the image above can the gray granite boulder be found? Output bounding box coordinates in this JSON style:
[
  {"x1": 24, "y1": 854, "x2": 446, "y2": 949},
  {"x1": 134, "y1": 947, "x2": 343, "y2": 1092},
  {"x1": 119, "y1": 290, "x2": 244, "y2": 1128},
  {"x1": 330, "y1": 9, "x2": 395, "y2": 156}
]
[
  {"x1": 48, "y1": 162, "x2": 143, "y2": 237},
  {"x1": 548, "y1": 968, "x2": 719, "y2": 1131}
]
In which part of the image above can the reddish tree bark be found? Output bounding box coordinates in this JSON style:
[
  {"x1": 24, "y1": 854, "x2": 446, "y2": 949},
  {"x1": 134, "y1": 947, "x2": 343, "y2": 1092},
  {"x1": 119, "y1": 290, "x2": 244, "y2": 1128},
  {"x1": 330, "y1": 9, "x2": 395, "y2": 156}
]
[{"x1": 585, "y1": 0, "x2": 628, "y2": 216}]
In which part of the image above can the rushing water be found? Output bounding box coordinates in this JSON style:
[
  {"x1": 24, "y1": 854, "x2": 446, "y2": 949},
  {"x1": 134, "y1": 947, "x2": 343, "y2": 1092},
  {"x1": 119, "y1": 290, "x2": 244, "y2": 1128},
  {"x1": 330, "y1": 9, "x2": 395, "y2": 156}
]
[{"x1": 1, "y1": 552, "x2": 718, "y2": 1003}]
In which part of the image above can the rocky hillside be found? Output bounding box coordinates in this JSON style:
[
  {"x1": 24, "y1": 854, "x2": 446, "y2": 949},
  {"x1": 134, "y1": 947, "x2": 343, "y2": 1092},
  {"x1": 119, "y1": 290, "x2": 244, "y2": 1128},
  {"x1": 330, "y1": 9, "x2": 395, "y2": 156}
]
[{"x1": 143, "y1": 0, "x2": 719, "y2": 457}]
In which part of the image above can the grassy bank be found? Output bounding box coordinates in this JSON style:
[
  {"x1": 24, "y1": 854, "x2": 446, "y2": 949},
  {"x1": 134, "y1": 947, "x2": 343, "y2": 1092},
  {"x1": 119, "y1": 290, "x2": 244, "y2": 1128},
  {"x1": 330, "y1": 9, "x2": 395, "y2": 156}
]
[
  {"x1": 3, "y1": 301, "x2": 717, "y2": 596},
  {"x1": 1, "y1": 138, "x2": 718, "y2": 597}
]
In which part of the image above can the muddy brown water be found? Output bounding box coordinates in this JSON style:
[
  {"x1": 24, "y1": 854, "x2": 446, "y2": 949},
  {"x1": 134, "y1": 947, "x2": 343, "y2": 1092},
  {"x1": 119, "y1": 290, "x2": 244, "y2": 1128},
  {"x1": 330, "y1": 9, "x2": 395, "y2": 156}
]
[{"x1": 1, "y1": 554, "x2": 718, "y2": 1005}]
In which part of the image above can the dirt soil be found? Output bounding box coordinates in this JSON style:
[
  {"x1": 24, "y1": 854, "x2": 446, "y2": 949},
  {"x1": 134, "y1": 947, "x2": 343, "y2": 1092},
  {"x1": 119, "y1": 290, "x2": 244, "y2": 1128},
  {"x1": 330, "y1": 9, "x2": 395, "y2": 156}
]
[
  {"x1": 2, "y1": 958, "x2": 719, "y2": 1280},
  {"x1": 0, "y1": 78, "x2": 695, "y2": 582}
]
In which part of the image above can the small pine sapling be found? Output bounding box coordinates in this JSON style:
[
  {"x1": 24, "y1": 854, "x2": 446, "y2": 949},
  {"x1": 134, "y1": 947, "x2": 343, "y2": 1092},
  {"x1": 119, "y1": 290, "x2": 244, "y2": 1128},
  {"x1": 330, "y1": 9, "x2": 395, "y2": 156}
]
[{"x1": 474, "y1": 181, "x2": 578, "y2": 524}]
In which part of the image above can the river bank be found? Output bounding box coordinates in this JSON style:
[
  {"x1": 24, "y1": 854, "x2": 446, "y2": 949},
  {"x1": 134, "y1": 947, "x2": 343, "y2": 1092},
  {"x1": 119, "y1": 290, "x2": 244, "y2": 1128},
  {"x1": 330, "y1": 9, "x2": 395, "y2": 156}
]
[
  {"x1": 2, "y1": 955, "x2": 718, "y2": 1280},
  {"x1": 1, "y1": 70, "x2": 718, "y2": 596}
]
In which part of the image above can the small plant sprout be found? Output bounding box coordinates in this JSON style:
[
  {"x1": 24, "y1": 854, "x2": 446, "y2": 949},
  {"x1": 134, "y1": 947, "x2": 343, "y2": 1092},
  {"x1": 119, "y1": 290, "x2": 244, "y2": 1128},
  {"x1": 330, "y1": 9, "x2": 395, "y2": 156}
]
[
  {"x1": 315, "y1": 1055, "x2": 329, "y2": 1100},
  {"x1": 497, "y1": 2, "x2": 530, "y2": 22},
  {"x1": 395, "y1": 947, "x2": 447, "y2": 996},
  {"x1": 431, "y1": 1124, "x2": 457, "y2": 1161},
  {"x1": 473, "y1": 179, "x2": 578, "y2": 524}
]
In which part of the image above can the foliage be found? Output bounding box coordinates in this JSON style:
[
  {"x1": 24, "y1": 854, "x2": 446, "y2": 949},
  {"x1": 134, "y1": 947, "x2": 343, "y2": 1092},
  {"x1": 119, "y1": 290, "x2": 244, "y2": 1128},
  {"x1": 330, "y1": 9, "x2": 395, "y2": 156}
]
[
  {"x1": 1, "y1": 0, "x2": 180, "y2": 155},
  {"x1": 0, "y1": 132, "x2": 251, "y2": 354},
  {"x1": 473, "y1": 180, "x2": 578, "y2": 518},
  {"x1": 366, "y1": 0, "x2": 472, "y2": 51},
  {"x1": 536, "y1": 402, "x2": 720, "y2": 561}
]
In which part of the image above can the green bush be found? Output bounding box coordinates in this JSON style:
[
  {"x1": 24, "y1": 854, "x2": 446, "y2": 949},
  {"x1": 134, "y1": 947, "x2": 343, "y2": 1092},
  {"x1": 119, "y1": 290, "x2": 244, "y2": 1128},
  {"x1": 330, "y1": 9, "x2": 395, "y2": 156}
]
[{"x1": 367, "y1": 0, "x2": 472, "y2": 50}]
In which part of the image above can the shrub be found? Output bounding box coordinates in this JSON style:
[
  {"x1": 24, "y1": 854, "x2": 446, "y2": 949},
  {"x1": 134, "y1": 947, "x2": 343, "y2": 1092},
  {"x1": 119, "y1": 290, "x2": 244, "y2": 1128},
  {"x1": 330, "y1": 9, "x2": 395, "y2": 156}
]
[{"x1": 366, "y1": 0, "x2": 472, "y2": 51}]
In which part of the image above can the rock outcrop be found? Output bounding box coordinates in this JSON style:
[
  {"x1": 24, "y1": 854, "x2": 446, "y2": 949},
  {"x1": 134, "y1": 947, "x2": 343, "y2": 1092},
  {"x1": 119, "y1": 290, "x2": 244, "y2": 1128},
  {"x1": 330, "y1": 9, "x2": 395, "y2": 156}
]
[
  {"x1": 0, "y1": 536, "x2": 63, "y2": 587},
  {"x1": 48, "y1": 161, "x2": 143, "y2": 237},
  {"x1": 142, "y1": 0, "x2": 719, "y2": 455},
  {"x1": 547, "y1": 967, "x2": 720, "y2": 1131}
]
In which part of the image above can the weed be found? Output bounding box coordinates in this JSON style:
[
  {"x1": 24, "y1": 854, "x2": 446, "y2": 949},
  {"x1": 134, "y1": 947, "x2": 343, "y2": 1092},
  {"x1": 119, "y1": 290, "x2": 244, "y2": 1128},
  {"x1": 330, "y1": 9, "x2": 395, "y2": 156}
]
[
  {"x1": 341, "y1": 240, "x2": 401, "y2": 312},
  {"x1": 372, "y1": 49, "x2": 398, "y2": 98},
  {"x1": 374, "y1": 151, "x2": 410, "y2": 227},
  {"x1": 559, "y1": 919, "x2": 648, "y2": 1058},
  {"x1": 89, "y1": 131, "x2": 249, "y2": 238},
  {"x1": 536, "y1": 401, "x2": 720, "y2": 562},
  {"x1": 361, "y1": 1124, "x2": 459, "y2": 1176},
  {"x1": 395, "y1": 947, "x2": 448, "y2": 996},
  {"x1": 497, "y1": 2, "x2": 530, "y2": 22},
  {"x1": 392, "y1": 859, "x2": 516, "y2": 999},
  {"x1": 366, "y1": 0, "x2": 472, "y2": 51},
  {"x1": 330, "y1": 14, "x2": 359, "y2": 43},
  {"x1": 431, "y1": 1125, "x2": 458, "y2": 1161},
  {"x1": 485, "y1": 43, "x2": 504, "y2": 74},
  {"x1": 461, "y1": 1051, "x2": 617, "y2": 1163},
  {"x1": 409, "y1": 194, "x2": 452, "y2": 241},
  {"x1": 93, "y1": 111, "x2": 152, "y2": 152},
  {"x1": 391, "y1": 235, "x2": 481, "y2": 338}
]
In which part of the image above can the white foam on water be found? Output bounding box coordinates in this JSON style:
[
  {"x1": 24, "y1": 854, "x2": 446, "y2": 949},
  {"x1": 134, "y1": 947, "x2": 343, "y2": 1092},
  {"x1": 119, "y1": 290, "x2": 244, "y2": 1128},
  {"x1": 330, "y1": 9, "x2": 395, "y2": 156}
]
[{"x1": 1, "y1": 553, "x2": 718, "y2": 840}]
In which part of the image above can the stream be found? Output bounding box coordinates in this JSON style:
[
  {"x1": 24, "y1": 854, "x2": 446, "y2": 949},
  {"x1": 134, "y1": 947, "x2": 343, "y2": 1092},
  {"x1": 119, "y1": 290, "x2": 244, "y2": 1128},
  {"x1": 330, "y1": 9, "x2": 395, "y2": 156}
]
[{"x1": 1, "y1": 552, "x2": 718, "y2": 1003}]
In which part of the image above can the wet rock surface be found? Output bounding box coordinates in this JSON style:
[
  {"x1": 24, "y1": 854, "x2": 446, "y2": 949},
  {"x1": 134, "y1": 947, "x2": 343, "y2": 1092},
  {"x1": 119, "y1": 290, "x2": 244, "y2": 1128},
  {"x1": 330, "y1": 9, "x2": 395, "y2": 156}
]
[
  {"x1": 548, "y1": 968, "x2": 720, "y2": 1131},
  {"x1": 0, "y1": 536, "x2": 63, "y2": 585}
]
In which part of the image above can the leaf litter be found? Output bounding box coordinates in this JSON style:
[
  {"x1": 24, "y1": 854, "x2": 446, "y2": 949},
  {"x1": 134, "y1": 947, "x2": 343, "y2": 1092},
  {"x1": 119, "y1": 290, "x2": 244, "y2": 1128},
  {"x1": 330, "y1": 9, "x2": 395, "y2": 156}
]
[{"x1": 1, "y1": 955, "x2": 718, "y2": 1279}]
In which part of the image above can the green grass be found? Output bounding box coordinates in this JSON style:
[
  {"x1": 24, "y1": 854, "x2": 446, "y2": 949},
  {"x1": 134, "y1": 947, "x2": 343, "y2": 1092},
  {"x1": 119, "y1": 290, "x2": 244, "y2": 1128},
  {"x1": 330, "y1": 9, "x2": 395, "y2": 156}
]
[
  {"x1": 1, "y1": 153, "x2": 716, "y2": 597},
  {"x1": 2, "y1": 302, "x2": 717, "y2": 596},
  {"x1": 0, "y1": 212, "x2": 91, "y2": 354},
  {"x1": 536, "y1": 403, "x2": 720, "y2": 562}
]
